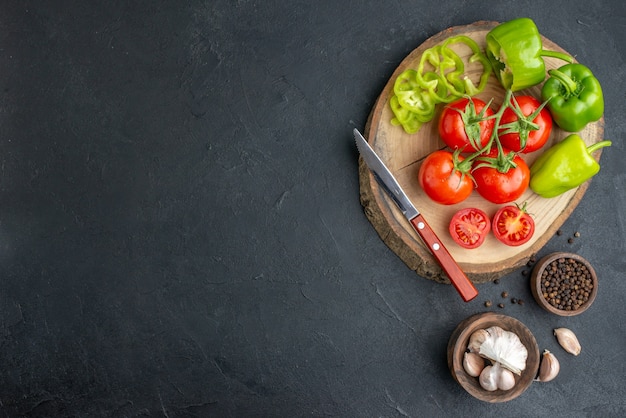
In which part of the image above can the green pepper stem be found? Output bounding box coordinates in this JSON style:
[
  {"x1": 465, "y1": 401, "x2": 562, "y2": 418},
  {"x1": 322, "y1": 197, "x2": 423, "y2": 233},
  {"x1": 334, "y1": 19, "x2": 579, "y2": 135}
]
[
  {"x1": 547, "y1": 68, "x2": 578, "y2": 96},
  {"x1": 587, "y1": 140, "x2": 612, "y2": 154},
  {"x1": 540, "y1": 49, "x2": 574, "y2": 64}
]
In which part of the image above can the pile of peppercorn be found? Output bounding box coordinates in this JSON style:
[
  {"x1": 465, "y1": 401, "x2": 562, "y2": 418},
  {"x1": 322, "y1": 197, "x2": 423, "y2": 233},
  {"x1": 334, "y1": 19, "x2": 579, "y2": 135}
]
[{"x1": 540, "y1": 257, "x2": 594, "y2": 311}]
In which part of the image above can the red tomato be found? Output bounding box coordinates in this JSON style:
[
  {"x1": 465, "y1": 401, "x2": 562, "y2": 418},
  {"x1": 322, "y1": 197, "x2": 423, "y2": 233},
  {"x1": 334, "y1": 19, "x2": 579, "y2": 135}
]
[
  {"x1": 449, "y1": 208, "x2": 491, "y2": 249},
  {"x1": 438, "y1": 97, "x2": 495, "y2": 152},
  {"x1": 418, "y1": 150, "x2": 473, "y2": 205},
  {"x1": 472, "y1": 148, "x2": 530, "y2": 204},
  {"x1": 492, "y1": 204, "x2": 535, "y2": 246},
  {"x1": 499, "y1": 95, "x2": 552, "y2": 153}
]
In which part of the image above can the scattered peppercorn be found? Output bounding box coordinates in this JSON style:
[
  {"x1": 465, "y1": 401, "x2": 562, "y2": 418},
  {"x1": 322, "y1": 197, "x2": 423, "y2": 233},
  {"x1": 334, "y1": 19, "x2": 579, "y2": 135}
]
[
  {"x1": 556, "y1": 229, "x2": 563, "y2": 236},
  {"x1": 540, "y1": 257, "x2": 594, "y2": 311},
  {"x1": 494, "y1": 279, "x2": 500, "y2": 285},
  {"x1": 568, "y1": 237, "x2": 574, "y2": 244},
  {"x1": 501, "y1": 291, "x2": 509, "y2": 298},
  {"x1": 517, "y1": 299, "x2": 524, "y2": 305},
  {"x1": 530, "y1": 254, "x2": 537, "y2": 263},
  {"x1": 511, "y1": 297, "x2": 518, "y2": 304},
  {"x1": 574, "y1": 231, "x2": 581, "y2": 238},
  {"x1": 498, "y1": 303, "x2": 505, "y2": 309}
]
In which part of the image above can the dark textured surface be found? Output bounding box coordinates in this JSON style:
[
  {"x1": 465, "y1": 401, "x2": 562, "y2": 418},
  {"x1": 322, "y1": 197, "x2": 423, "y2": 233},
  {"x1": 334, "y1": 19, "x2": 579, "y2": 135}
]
[{"x1": 0, "y1": 1, "x2": 624, "y2": 416}]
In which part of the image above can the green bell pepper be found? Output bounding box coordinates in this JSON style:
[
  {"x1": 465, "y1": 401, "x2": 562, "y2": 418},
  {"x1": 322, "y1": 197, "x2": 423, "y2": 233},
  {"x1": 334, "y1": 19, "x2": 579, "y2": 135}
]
[
  {"x1": 486, "y1": 18, "x2": 573, "y2": 91},
  {"x1": 541, "y1": 63, "x2": 604, "y2": 132},
  {"x1": 530, "y1": 134, "x2": 611, "y2": 198}
]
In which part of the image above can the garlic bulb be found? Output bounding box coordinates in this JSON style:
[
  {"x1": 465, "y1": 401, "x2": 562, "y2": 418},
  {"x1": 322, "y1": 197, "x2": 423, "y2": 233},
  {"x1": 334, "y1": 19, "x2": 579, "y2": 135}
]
[
  {"x1": 554, "y1": 328, "x2": 581, "y2": 356},
  {"x1": 479, "y1": 362, "x2": 516, "y2": 391},
  {"x1": 478, "y1": 326, "x2": 528, "y2": 375},
  {"x1": 536, "y1": 350, "x2": 560, "y2": 382},
  {"x1": 463, "y1": 351, "x2": 485, "y2": 377}
]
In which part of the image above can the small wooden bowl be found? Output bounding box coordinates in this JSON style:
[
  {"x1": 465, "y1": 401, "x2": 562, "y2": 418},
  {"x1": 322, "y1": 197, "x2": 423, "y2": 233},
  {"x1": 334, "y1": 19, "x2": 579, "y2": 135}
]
[
  {"x1": 530, "y1": 252, "x2": 598, "y2": 316},
  {"x1": 447, "y1": 312, "x2": 540, "y2": 403}
]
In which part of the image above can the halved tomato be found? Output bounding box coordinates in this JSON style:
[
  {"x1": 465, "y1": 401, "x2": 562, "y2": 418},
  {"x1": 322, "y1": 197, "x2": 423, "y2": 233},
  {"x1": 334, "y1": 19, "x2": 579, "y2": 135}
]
[
  {"x1": 449, "y1": 208, "x2": 491, "y2": 249},
  {"x1": 492, "y1": 204, "x2": 535, "y2": 246}
]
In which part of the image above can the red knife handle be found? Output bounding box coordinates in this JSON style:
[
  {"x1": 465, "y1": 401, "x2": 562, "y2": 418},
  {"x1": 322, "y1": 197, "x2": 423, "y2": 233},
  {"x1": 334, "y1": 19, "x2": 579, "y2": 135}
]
[{"x1": 410, "y1": 214, "x2": 478, "y2": 302}]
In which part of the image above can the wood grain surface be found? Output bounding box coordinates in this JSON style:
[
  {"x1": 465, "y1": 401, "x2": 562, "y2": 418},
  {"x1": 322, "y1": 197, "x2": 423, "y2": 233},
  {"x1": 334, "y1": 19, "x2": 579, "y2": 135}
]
[{"x1": 359, "y1": 21, "x2": 605, "y2": 283}]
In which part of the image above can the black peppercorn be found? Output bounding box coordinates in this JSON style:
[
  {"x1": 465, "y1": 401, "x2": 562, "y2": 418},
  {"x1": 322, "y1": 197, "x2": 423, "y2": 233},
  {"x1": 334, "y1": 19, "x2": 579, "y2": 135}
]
[{"x1": 539, "y1": 257, "x2": 594, "y2": 311}]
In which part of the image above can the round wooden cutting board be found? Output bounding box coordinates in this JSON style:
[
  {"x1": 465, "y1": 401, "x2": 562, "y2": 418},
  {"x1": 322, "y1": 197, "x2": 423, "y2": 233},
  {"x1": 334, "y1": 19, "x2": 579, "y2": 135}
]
[{"x1": 359, "y1": 21, "x2": 605, "y2": 284}]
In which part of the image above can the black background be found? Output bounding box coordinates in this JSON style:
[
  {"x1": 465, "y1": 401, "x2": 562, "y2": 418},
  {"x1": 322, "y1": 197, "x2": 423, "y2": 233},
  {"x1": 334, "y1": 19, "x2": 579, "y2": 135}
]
[{"x1": 1, "y1": 1, "x2": 625, "y2": 416}]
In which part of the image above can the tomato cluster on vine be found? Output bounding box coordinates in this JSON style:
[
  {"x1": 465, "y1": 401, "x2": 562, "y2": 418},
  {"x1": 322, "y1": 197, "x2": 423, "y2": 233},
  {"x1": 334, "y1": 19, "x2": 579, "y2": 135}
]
[{"x1": 418, "y1": 91, "x2": 552, "y2": 206}]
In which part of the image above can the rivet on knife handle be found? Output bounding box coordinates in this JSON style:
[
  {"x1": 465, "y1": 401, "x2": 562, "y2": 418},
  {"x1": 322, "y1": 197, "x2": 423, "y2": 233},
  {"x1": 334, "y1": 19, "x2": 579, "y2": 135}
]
[{"x1": 409, "y1": 214, "x2": 478, "y2": 302}]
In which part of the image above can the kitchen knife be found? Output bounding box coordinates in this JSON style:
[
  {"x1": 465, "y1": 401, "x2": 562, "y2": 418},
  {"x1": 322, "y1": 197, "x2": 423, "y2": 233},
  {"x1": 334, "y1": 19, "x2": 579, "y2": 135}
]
[{"x1": 353, "y1": 128, "x2": 478, "y2": 302}]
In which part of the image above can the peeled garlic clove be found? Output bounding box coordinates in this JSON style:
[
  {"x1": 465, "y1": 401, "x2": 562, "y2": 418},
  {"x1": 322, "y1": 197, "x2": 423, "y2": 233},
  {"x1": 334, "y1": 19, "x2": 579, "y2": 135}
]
[
  {"x1": 554, "y1": 327, "x2": 581, "y2": 356},
  {"x1": 537, "y1": 349, "x2": 560, "y2": 382},
  {"x1": 463, "y1": 351, "x2": 485, "y2": 377},
  {"x1": 468, "y1": 329, "x2": 489, "y2": 353}
]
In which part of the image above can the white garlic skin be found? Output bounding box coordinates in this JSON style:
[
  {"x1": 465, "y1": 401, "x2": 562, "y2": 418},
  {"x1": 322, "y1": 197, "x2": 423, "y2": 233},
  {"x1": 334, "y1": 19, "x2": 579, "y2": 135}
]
[
  {"x1": 537, "y1": 349, "x2": 560, "y2": 382},
  {"x1": 479, "y1": 326, "x2": 528, "y2": 375},
  {"x1": 554, "y1": 328, "x2": 581, "y2": 356},
  {"x1": 463, "y1": 351, "x2": 485, "y2": 377}
]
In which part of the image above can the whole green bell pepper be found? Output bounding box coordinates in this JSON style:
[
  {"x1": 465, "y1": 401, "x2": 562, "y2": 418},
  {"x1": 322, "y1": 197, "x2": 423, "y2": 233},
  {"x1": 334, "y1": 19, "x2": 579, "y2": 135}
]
[
  {"x1": 530, "y1": 134, "x2": 611, "y2": 198},
  {"x1": 541, "y1": 63, "x2": 604, "y2": 132},
  {"x1": 486, "y1": 18, "x2": 573, "y2": 91}
]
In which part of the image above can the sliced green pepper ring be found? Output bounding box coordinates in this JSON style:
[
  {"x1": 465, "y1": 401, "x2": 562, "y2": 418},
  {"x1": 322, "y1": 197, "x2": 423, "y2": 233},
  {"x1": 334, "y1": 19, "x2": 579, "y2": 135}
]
[
  {"x1": 396, "y1": 89, "x2": 436, "y2": 116},
  {"x1": 421, "y1": 71, "x2": 455, "y2": 104},
  {"x1": 393, "y1": 69, "x2": 420, "y2": 94},
  {"x1": 388, "y1": 35, "x2": 492, "y2": 134},
  {"x1": 393, "y1": 69, "x2": 437, "y2": 116},
  {"x1": 441, "y1": 35, "x2": 492, "y2": 97},
  {"x1": 438, "y1": 46, "x2": 466, "y2": 96},
  {"x1": 390, "y1": 95, "x2": 423, "y2": 134},
  {"x1": 415, "y1": 47, "x2": 444, "y2": 91}
]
